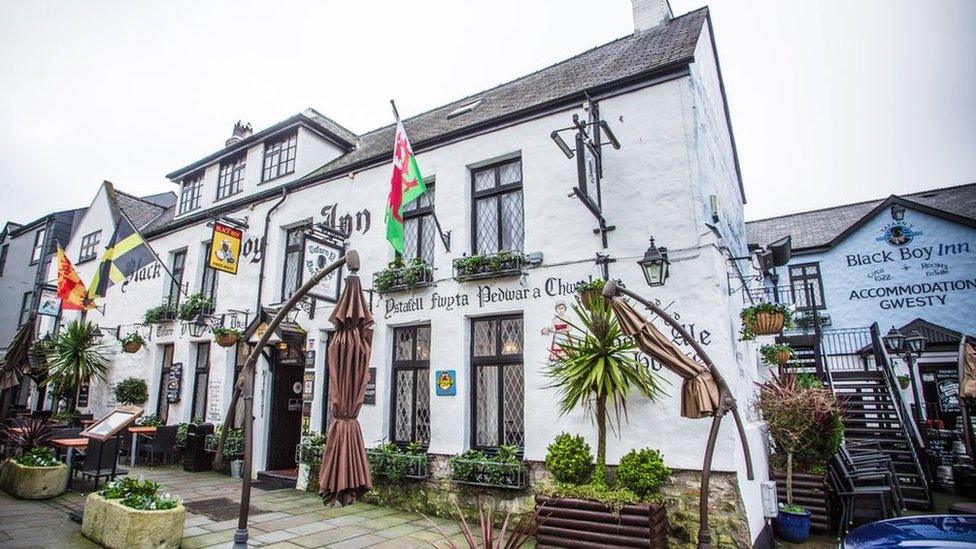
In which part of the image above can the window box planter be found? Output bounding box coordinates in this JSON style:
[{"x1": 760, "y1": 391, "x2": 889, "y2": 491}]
[
  {"x1": 453, "y1": 251, "x2": 524, "y2": 282},
  {"x1": 535, "y1": 496, "x2": 668, "y2": 549},
  {"x1": 143, "y1": 303, "x2": 177, "y2": 324},
  {"x1": 177, "y1": 293, "x2": 215, "y2": 322},
  {"x1": 373, "y1": 259, "x2": 434, "y2": 294},
  {"x1": 82, "y1": 493, "x2": 186, "y2": 549},
  {"x1": 0, "y1": 459, "x2": 68, "y2": 500},
  {"x1": 366, "y1": 449, "x2": 429, "y2": 480},
  {"x1": 448, "y1": 456, "x2": 526, "y2": 489}
]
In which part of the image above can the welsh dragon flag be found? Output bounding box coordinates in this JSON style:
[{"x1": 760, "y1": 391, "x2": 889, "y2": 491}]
[{"x1": 386, "y1": 117, "x2": 428, "y2": 254}]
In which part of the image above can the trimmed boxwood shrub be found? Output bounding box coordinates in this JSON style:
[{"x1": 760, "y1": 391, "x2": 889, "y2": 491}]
[
  {"x1": 545, "y1": 432, "x2": 593, "y2": 484},
  {"x1": 616, "y1": 448, "x2": 670, "y2": 498}
]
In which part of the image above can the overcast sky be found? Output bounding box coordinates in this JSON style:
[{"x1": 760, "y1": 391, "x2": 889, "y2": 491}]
[{"x1": 0, "y1": 0, "x2": 973, "y2": 226}]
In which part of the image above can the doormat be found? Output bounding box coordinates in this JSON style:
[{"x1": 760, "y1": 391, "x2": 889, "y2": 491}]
[{"x1": 184, "y1": 497, "x2": 269, "y2": 522}]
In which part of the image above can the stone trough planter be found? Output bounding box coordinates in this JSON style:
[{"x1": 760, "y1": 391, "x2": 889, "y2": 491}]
[
  {"x1": 0, "y1": 459, "x2": 68, "y2": 500},
  {"x1": 82, "y1": 493, "x2": 186, "y2": 549},
  {"x1": 535, "y1": 495, "x2": 668, "y2": 548}
]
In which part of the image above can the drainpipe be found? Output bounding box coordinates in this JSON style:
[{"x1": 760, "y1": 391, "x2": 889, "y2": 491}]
[{"x1": 255, "y1": 188, "x2": 289, "y2": 313}]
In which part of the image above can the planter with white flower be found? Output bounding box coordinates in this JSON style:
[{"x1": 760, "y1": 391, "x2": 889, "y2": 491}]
[
  {"x1": 82, "y1": 477, "x2": 185, "y2": 549},
  {"x1": 0, "y1": 447, "x2": 68, "y2": 500},
  {"x1": 120, "y1": 332, "x2": 145, "y2": 353}
]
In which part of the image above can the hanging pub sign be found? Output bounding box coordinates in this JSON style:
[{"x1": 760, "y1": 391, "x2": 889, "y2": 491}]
[
  {"x1": 303, "y1": 236, "x2": 342, "y2": 302},
  {"x1": 37, "y1": 289, "x2": 61, "y2": 317},
  {"x1": 208, "y1": 221, "x2": 243, "y2": 275}
]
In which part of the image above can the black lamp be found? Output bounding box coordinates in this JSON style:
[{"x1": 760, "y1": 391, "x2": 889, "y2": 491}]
[
  {"x1": 890, "y1": 204, "x2": 906, "y2": 221},
  {"x1": 90, "y1": 326, "x2": 105, "y2": 345},
  {"x1": 883, "y1": 326, "x2": 905, "y2": 354},
  {"x1": 906, "y1": 330, "x2": 926, "y2": 356},
  {"x1": 638, "y1": 238, "x2": 670, "y2": 287},
  {"x1": 187, "y1": 313, "x2": 208, "y2": 338}
]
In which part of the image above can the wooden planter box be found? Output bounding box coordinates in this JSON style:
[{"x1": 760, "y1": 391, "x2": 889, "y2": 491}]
[
  {"x1": 774, "y1": 471, "x2": 831, "y2": 534},
  {"x1": 0, "y1": 459, "x2": 68, "y2": 500},
  {"x1": 82, "y1": 493, "x2": 186, "y2": 549},
  {"x1": 535, "y1": 495, "x2": 667, "y2": 548}
]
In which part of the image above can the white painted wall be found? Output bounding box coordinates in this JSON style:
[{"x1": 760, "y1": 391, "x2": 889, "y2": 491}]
[{"x1": 49, "y1": 35, "x2": 768, "y2": 542}]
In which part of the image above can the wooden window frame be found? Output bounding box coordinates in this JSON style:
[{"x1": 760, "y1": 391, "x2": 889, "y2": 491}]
[
  {"x1": 389, "y1": 324, "x2": 431, "y2": 447},
  {"x1": 789, "y1": 262, "x2": 827, "y2": 311},
  {"x1": 179, "y1": 174, "x2": 204, "y2": 214},
  {"x1": 261, "y1": 132, "x2": 298, "y2": 182},
  {"x1": 470, "y1": 314, "x2": 524, "y2": 452},
  {"x1": 78, "y1": 230, "x2": 102, "y2": 264},
  {"x1": 471, "y1": 159, "x2": 523, "y2": 254},
  {"x1": 216, "y1": 155, "x2": 246, "y2": 201}
]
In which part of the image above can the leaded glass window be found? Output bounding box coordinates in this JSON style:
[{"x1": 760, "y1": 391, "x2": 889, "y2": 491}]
[
  {"x1": 191, "y1": 343, "x2": 210, "y2": 422},
  {"x1": 281, "y1": 226, "x2": 304, "y2": 300},
  {"x1": 472, "y1": 159, "x2": 524, "y2": 254},
  {"x1": 471, "y1": 315, "x2": 523, "y2": 450},
  {"x1": 390, "y1": 325, "x2": 431, "y2": 446},
  {"x1": 402, "y1": 182, "x2": 436, "y2": 265}
]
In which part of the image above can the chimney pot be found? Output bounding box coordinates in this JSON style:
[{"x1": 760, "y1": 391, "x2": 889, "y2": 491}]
[
  {"x1": 632, "y1": 0, "x2": 672, "y2": 34},
  {"x1": 225, "y1": 121, "x2": 253, "y2": 147}
]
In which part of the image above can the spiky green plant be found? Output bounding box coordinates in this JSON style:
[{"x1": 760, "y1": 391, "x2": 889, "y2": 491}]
[
  {"x1": 43, "y1": 320, "x2": 109, "y2": 412},
  {"x1": 545, "y1": 298, "x2": 666, "y2": 485}
]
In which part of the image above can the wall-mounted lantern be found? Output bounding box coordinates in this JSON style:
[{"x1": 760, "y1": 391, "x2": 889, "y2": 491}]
[{"x1": 638, "y1": 238, "x2": 670, "y2": 287}]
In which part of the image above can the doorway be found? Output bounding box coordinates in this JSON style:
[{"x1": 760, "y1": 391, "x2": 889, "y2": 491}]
[{"x1": 265, "y1": 347, "x2": 305, "y2": 473}]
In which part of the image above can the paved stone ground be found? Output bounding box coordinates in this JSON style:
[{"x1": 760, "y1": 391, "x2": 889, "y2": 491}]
[{"x1": 0, "y1": 465, "x2": 472, "y2": 548}]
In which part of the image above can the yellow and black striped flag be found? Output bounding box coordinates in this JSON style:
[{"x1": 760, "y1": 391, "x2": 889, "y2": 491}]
[{"x1": 88, "y1": 214, "x2": 157, "y2": 300}]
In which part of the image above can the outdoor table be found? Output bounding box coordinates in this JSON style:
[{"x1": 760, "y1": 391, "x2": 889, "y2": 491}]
[
  {"x1": 51, "y1": 437, "x2": 89, "y2": 489},
  {"x1": 80, "y1": 419, "x2": 95, "y2": 427},
  {"x1": 128, "y1": 426, "x2": 156, "y2": 466}
]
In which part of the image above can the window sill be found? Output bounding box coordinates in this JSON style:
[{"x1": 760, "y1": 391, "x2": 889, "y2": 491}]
[
  {"x1": 76, "y1": 257, "x2": 96, "y2": 266},
  {"x1": 259, "y1": 170, "x2": 296, "y2": 185},
  {"x1": 213, "y1": 190, "x2": 244, "y2": 204}
]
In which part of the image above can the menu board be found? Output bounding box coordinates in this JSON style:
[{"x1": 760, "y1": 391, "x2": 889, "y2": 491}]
[{"x1": 81, "y1": 407, "x2": 144, "y2": 441}]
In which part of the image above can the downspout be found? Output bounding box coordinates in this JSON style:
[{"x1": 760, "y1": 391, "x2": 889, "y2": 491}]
[{"x1": 255, "y1": 188, "x2": 289, "y2": 312}]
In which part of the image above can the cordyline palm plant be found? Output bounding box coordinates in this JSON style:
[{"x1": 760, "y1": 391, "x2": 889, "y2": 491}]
[
  {"x1": 42, "y1": 320, "x2": 110, "y2": 413},
  {"x1": 545, "y1": 298, "x2": 665, "y2": 486}
]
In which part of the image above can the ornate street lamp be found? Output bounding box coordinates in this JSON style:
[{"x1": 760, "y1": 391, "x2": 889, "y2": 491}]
[
  {"x1": 638, "y1": 238, "x2": 670, "y2": 287},
  {"x1": 883, "y1": 326, "x2": 905, "y2": 354},
  {"x1": 906, "y1": 330, "x2": 927, "y2": 356}
]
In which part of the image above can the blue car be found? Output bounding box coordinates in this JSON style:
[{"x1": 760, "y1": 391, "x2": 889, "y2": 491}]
[{"x1": 844, "y1": 515, "x2": 976, "y2": 548}]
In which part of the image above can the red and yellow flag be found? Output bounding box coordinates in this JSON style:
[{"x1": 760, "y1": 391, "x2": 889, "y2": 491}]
[{"x1": 57, "y1": 245, "x2": 94, "y2": 310}]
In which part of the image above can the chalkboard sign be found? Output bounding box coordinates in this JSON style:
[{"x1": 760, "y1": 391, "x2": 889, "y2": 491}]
[
  {"x1": 166, "y1": 363, "x2": 183, "y2": 403},
  {"x1": 925, "y1": 429, "x2": 956, "y2": 467},
  {"x1": 364, "y1": 367, "x2": 376, "y2": 405},
  {"x1": 936, "y1": 369, "x2": 960, "y2": 413}
]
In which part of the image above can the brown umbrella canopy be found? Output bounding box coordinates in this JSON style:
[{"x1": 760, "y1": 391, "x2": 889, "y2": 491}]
[
  {"x1": 610, "y1": 297, "x2": 720, "y2": 419},
  {"x1": 319, "y1": 274, "x2": 374, "y2": 505},
  {"x1": 1, "y1": 318, "x2": 35, "y2": 390},
  {"x1": 962, "y1": 340, "x2": 976, "y2": 400}
]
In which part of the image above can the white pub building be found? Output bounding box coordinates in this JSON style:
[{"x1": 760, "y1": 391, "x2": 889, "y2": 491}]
[{"x1": 40, "y1": 1, "x2": 774, "y2": 545}]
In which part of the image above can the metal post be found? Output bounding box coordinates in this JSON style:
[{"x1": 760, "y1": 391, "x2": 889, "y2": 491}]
[{"x1": 907, "y1": 353, "x2": 926, "y2": 423}]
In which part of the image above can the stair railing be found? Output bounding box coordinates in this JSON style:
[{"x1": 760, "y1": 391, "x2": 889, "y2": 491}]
[{"x1": 869, "y1": 322, "x2": 933, "y2": 508}]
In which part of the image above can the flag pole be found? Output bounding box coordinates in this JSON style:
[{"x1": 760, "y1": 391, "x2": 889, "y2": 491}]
[{"x1": 389, "y1": 100, "x2": 451, "y2": 253}]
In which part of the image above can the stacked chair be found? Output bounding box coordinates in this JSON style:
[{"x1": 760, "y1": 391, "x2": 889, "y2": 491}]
[
  {"x1": 829, "y1": 441, "x2": 905, "y2": 537},
  {"x1": 137, "y1": 425, "x2": 178, "y2": 466}
]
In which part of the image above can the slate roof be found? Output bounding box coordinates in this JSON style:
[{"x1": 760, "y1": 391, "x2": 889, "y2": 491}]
[
  {"x1": 305, "y1": 8, "x2": 707, "y2": 181},
  {"x1": 113, "y1": 188, "x2": 171, "y2": 230},
  {"x1": 746, "y1": 183, "x2": 976, "y2": 251},
  {"x1": 145, "y1": 8, "x2": 709, "y2": 237},
  {"x1": 139, "y1": 191, "x2": 177, "y2": 209}
]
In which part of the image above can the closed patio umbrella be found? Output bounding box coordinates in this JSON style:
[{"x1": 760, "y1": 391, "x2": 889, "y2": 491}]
[
  {"x1": 319, "y1": 273, "x2": 374, "y2": 505},
  {"x1": 1, "y1": 318, "x2": 35, "y2": 416},
  {"x1": 959, "y1": 338, "x2": 976, "y2": 458},
  {"x1": 611, "y1": 298, "x2": 720, "y2": 418}
]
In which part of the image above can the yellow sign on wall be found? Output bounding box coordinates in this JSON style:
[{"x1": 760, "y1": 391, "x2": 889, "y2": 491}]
[{"x1": 208, "y1": 222, "x2": 243, "y2": 274}]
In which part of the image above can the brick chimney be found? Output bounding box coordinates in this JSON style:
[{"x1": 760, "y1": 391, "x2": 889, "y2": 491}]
[
  {"x1": 632, "y1": 0, "x2": 672, "y2": 33},
  {"x1": 225, "y1": 121, "x2": 253, "y2": 147}
]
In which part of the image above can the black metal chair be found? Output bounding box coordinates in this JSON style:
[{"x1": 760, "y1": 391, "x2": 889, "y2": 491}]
[
  {"x1": 137, "y1": 425, "x2": 178, "y2": 466},
  {"x1": 72, "y1": 436, "x2": 126, "y2": 489},
  {"x1": 829, "y1": 454, "x2": 897, "y2": 538},
  {"x1": 839, "y1": 443, "x2": 904, "y2": 511}
]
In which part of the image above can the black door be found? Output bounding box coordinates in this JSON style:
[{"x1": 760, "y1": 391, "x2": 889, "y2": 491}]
[{"x1": 266, "y1": 353, "x2": 304, "y2": 471}]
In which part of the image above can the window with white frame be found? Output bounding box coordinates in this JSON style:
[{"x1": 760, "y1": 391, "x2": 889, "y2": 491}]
[
  {"x1": 390, "y1": 325, "x2": 431, "y2": 446},
  {"x1": 78, "y1": 230, "x2": 102, "y2": 263},
  {"x1": 471, "y1": 314, "x2": 524, "y2": 450},
  {"x1": 216, "y1": 155, "x2": 246, "y2": 200},
  {"x1": 262, "y1": 132, "x2": 298, "y2": 182},
  {"x1": 30, "y1": 228, "x2": 46, "y2": 263},
  {"x1": 179, "y1": 174, "x2": 204, "y2": 214},
  {"x1": 472, "y1": 159, "x2": 524, "y2": 254},
  {"x1": 191, "y1": 342, "x2": 211, "y2": 422}
]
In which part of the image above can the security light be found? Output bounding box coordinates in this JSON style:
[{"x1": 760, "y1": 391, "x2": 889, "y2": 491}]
[
  {"x1": 550, "y1": 131, "x2": 574, "y2": 159},
  {"x1": 599, "y1": 120, "x2": 621, "y2": 150}
]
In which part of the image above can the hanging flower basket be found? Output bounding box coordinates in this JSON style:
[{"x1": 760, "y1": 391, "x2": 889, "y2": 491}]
[
  {"x1": 122, "y1": 341, "x2": 142, "y2": 354},
  {"x1": 213, "y1": 328, "x2": 242, "y2": 348},
  {"x1": 760, "y1": 343, "x2": 794, "y2": 367},
  {"x1": 740, "y1": 303, "x2": 793, "y2": 341}
]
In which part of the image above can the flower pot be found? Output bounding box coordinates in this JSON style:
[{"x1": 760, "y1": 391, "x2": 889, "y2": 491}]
[
  {"x1": 752, "y1": 311, "x2": 785, "y2": 335},
  {"x1": 0, "y1": 459, "x2": 68, "y2": 500},
  {"x1": 774, "y1": 349, "x2": 793, "y2": 366},
  {"x1": 82, "y1": 493, "x2": 186, "y2": 549},
  {"x1": 775, "y1": 507, "x2": 811, "y2": 543},
  {"x1": 535, "y1": 496, "x2": 668, "y2": 548},
  {"x1": 579, "y1": 288, "x2": 605, "y2": 309},
  {"x1": 230, "y1": 459, "x2": 244, "y2": 479},
  {"x1": 122, "y1": 341, "x2": 143, "y2": 353},
  {"x1": 215, "y1": 332, "x2": 239, "y2": 348}
]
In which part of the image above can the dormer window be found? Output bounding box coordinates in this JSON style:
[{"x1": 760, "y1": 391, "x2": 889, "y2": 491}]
[
  {"x1": 262, "y1": 132, "x2": 298, "y2": 182},
  {"x1": 216, "y1": 155, "x2": 246, "y2": 200},
  {"x1": 179, "y1": 174, "x2": 204, "y2": 214}
]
